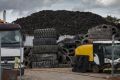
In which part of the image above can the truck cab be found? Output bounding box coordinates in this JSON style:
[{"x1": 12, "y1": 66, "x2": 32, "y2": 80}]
[{"x1": 0, "y1": 23, "x2": 24, "y2": 75}]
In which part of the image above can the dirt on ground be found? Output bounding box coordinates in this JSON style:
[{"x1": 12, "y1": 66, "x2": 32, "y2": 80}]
[
  {"x1": 19, "y1": 68, "x2": 113, "y2": 80},
  {"x1": 107, "y1": 76, "x2": 120, "y2": 80}
]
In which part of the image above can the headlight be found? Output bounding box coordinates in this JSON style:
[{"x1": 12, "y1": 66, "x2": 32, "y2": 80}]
[{"x1": 4, "y1": 60, "x2": 8, "y2": 64}]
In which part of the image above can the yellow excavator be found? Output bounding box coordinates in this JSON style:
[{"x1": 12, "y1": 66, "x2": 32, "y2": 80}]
[{"x1": 72, "y1": 41, "x2": 120, "y2": 73}]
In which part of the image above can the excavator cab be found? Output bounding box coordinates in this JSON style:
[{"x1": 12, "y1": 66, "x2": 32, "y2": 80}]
[
  {"x1": 93, "y1": 41, "x2": 120, "y2": 70},
  {"x1": 72, "y1": 40, "x2": 120, "y2": 73}
]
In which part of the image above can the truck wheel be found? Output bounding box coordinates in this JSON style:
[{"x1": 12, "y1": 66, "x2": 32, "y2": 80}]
[
  {"x1": 24, "y1": 47, "x2": 31, "y2": 57},
  {"x1": 92, "y1": 65, "x2": 99, "y2": 73}
]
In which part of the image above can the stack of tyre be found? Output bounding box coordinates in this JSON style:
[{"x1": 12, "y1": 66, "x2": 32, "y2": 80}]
[
  {"x1": 88, "y1": 24, "x2": 118, "y2": 40},
  {"x1": 32, "y1": 28, "x2": 58, "y2": 68}
]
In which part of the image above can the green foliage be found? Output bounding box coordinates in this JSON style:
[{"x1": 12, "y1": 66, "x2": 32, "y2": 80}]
[{"x1": 105, "y1": 15, "x2": 120, "y2": 24}]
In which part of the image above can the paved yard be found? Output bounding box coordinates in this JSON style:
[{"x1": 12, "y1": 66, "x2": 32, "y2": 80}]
[{"x1": 20, "y1": 68, "x2": 110, "y2": 80}]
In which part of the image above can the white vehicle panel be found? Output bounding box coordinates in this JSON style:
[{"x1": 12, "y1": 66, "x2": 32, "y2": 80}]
[
  {"x1": 93, "y1": 41, "x2": 120, "y2": 44},
  {"x1": 1, "y1": 48, "x2": 24, "y2": 62},
  {"x1": 105, "y1": 58, "x2": 120, "y2": 65},
  {"x1": 94, "y1": 54, "x2": 100, "y2": 65}
]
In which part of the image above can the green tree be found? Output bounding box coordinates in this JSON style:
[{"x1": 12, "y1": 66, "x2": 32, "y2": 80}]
[{"x1": 105, "y1": 15, "x2": 120, "y2": 24}]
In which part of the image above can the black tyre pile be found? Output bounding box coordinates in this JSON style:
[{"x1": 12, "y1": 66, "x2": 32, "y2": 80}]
[
  {"x1": 88, "y1": 24, "x2": 119, "y2": 40},
  {"x1": 32, "y1": 28, "x2": 58, "y2": 68},
  {"x1": 14, "y1": 10, "x2": 110, "y2": 35}
]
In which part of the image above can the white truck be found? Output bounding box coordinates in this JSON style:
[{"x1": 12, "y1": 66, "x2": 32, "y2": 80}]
[{"x1": 0, "y1": 23, "x2": 24, "y2": 75}]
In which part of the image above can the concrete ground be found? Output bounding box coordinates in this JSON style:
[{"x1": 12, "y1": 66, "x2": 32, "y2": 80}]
[{"x1": 21, "y1": 68, "x2": 111, "y2": 80}]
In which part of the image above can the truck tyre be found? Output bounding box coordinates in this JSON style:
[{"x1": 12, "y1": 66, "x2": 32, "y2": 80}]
[
  {"x1": 92, "y1": 65, "x2": 99, "y2": 73},
  {"x1": 33, "y1": 38, "x2": 57, "y2": 45},
  {"x1": 31, "y1": 53, "x2": 57, "y2": 62},
  {"x1": 34, "y1": 28, "x2": 57, "y2": 38},
  {"x1": 24, "y1": 48, "x2": 33, "y2": 67},
  {"x1": 24, "y1": 47, "x2": 31, "y2": 57},
  {"x1": 33, "y1": 45, "x2": 58, "y2": 53}
]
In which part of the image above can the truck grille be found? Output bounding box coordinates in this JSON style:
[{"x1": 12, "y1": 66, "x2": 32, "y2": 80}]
[
  {"x1": 1, "y1": 63, "x2": 14, "y2": 69},
  {"x1": 1, "y1": 56, "x2": 20, "y2": 61}
]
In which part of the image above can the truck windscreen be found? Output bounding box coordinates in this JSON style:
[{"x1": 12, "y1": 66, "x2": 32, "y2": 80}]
[{"x1": 0, "y1": 30, "x2": 22, "y2": 47}]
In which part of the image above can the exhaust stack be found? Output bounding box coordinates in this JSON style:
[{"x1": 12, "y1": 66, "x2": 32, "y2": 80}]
[{"x1": 3, "y1": 10, "x2": 6, "y2": 22}]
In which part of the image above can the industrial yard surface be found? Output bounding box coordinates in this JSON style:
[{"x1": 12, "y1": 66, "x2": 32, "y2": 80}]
[{"x1": 22, "y1": 68, "x2": 109, "y2": 80}]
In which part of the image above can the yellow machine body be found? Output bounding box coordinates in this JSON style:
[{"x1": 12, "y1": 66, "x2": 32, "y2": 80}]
[{"x1": 75, "y1": 44, "x2": 94, "y2": 62}]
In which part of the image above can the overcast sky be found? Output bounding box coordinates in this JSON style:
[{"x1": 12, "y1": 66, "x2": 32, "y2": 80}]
[{"x1": 0, "y1": 0, "x2": 120, "y2": 22}]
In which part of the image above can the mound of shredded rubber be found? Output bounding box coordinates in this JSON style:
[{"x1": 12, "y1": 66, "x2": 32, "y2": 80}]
[{"x1": 14, "y1": 10, "x2": 109, "y2": 35}]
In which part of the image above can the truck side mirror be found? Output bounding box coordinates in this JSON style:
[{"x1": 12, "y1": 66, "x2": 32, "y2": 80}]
[{"x1": 22, "y1": 34, "x2": 26, "y2": 42}]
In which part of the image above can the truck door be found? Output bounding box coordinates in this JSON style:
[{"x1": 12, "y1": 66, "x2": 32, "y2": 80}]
[{"x1": 93, "y1": 43, "x2": 104, "y2": 65}]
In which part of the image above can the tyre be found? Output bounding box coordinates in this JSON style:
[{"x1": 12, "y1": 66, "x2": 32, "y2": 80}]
[
  {"x1": 32, "y1": 60, "x2": 58, "y2": 68},
  {"x1": 33, "y1": 45, "x2": 58, "y2": 53},
  {"x1": 75, "y1": 56, "x2": 89, "y2": 72},
  {"x1": 57, "y1": 51, "x2": 66, "y2": 64},
  {"x1": 34, "y1": 28, "x2": 57, "y2": 38},
  {"x1": 92, "y1": 65, "x2": 100, "y2": 73},
  {"x1": 72, "y1": 56, "x2": 80, "y2": 72},
  {"x1": 81, "y1": 56, "x2": 89, "y2": 73},
  {"x1": 33, "y1": 38, "x2": 57, "y2": 45},
  {"x1": 81, "y1": 38, "x2": 89, "y2": 44},
  {"x1": 31, "y1": 53, "x2": 57, "y2": 62},
  {"x1": 24, "y1": 47, "x2": 31, "y2": 57},
  {"x1": 58, "y1": 64, "x2": 71, "y2": 68},
  {"x1": 24, "y1": 56, "x2": 31, "y2": 67}
]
